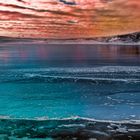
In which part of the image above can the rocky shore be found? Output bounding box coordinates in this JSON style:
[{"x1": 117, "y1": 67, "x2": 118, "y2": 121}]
[{"x1": 0, "y1": 118, "x2": 140, "y2": 140}]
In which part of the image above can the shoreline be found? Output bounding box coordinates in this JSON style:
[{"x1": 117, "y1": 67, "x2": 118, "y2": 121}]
[{"x1": 0, "y1": 116, "x2": 140, "y2": 139}]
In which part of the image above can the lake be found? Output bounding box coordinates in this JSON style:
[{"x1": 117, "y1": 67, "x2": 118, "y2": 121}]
[{"x1": 0, "y1": 43, "x2": 140, "y2": 139}]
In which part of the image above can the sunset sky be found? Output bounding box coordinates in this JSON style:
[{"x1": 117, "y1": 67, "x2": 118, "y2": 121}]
[{"x1": 0, "y1": 0, "x2": 140, "y2": 39}]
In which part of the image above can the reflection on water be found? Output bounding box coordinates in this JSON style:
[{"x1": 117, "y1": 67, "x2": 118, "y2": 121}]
[{"x1": 0, "y1": 44, "x2": 140, "y2": 68}]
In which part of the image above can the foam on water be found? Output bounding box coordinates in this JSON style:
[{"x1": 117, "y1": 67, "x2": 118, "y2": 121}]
[
  {"x1": 6, "y1": 66, "x2": 140, "y2": 73},
  {"x1": 1, "y1": 66, "x2": 140, "y2": 83}
]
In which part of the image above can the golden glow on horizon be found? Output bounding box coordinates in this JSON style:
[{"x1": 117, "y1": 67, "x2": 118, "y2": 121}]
[{"x1": 0, "y1": 0, "x2": 140, "y2": 39}]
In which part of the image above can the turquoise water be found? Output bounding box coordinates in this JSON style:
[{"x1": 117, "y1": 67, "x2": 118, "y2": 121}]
[{"x1": 0, "y1": 43, "x2": 140, "y2": 121}]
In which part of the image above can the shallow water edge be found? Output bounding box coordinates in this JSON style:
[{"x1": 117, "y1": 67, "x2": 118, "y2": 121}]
[{"x1": 0, "y1": 117, "x2": 140, "y2": 140}]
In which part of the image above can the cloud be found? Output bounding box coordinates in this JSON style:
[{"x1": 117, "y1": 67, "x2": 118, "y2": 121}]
[{"x1": 0, "y1": 0, "x2": 139, "y2": 39}]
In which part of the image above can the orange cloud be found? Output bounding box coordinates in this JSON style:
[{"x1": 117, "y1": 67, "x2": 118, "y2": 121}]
[{"x1": 0, "y1": 0, "x2": 139, "y2": 39}]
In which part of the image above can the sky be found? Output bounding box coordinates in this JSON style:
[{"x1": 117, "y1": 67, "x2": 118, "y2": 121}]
[{"x1": 0, "y1": 0, "x2": 140, "y2": 39}]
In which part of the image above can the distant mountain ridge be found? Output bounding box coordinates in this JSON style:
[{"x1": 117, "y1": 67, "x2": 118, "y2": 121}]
[
  {"x1": 0, "y1": 32, "x2": 140, "y2": 44},
  {"x1": 94, "y1": 32, "x2": 140, "y2": 43}
]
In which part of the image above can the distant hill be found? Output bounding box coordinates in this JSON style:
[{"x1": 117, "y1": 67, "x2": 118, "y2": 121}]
[
  {"x1": 0, "y1": 32, "x2": 140, "y2": 44},
  {"x1": 93, "y1": 32, "x2": 140, "y2": 43}
]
